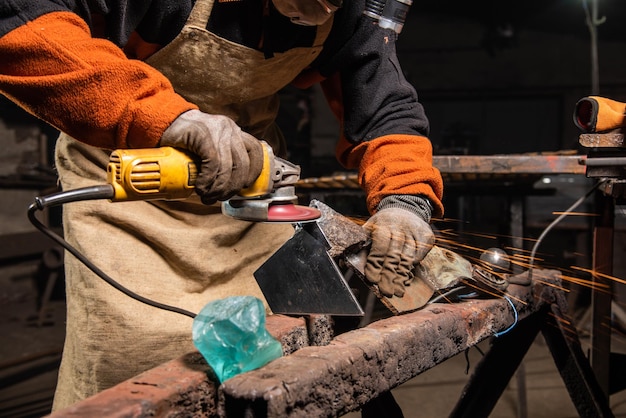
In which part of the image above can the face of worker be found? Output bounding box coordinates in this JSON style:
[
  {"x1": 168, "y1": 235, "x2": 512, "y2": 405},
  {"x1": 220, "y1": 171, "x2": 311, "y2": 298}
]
[{"x1": 272, "y1": 0, "x2": 340, "y2": 26}]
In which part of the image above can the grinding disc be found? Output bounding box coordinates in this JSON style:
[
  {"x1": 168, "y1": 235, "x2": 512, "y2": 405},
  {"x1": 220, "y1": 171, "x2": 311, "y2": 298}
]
[{"x1": 266, "y1": 204, "x2": 321, "y2": 222}]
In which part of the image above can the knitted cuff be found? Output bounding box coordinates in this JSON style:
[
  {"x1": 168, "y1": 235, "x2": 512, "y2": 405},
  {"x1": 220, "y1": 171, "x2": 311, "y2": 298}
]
[{"x1": 376, "y1": 195, "x2": 433, "y2": 223}]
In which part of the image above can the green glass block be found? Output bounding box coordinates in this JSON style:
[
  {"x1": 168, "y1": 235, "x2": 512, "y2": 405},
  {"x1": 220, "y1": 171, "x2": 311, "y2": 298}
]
[{"x1": 192, "y1": 296, "x2": 283, "y2": 382}]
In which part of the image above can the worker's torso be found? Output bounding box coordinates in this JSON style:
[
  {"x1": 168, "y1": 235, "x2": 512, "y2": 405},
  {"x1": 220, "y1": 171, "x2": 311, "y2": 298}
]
[{"x1": 143, "y1": 0, "x2": 332, "y2": 153}]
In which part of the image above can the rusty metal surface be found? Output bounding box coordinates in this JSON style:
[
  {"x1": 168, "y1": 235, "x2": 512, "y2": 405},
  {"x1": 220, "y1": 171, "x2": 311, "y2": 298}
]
[
  {"x1": 579, "y1": 133, "x2": 626, "y2": 197},
  {"x1": 580, "y1": 133, "x2": 625, "y2": 148},
  {"x1": 306, "y1": 314, "x2": 334, "y2": 346},
  {"x1": 45, "y1": 314, "x2": 311, "y2": 418},
  {"x1": 259, "y1": 199, "x2": 478, "y2": 317},
  {"x1": 305, "y1": 200, "x2": 484, "y2": 316},
  {"x1": 46, "y1": 270, "x2": 565, "y2": 418},
  {"x1": 308, "y1": 199, "x2": 369, "y2": 259},
  {"x1": 220, "y1": 269, "x2": 563, "y2": 417},
  {"x1": 45, "y1": 352, "x2": 218, "y2": 418},
  {"x1": 433, "y1": 153, "x2": 585, "y2": 174},
  {"x1": 296, "y1": 154, "x2": 586, "y2": 190}
]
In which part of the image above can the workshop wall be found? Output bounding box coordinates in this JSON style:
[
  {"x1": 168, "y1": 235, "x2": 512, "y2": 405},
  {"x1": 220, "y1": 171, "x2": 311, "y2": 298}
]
[
  {"x1": 397, "y1": 7, "x2": 626, "y2": 155},
  {"x1": 0, "y1": 99, "x2": 58, "y2": 235}
]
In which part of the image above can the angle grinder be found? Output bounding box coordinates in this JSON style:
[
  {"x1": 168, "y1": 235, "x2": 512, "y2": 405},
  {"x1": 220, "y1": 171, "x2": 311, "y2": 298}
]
[{"x1": 103, "y1": 141, "x2": 320, "y2": 223}]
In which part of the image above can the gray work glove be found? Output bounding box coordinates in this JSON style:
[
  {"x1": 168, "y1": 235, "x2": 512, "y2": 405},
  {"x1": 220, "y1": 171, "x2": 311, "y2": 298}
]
[
  {"x1": 160, "y1": 109, "x2": 264, "y2": 205},
  {"x1": 363, "y1": 195, "x2": 436, "y2": 298}
]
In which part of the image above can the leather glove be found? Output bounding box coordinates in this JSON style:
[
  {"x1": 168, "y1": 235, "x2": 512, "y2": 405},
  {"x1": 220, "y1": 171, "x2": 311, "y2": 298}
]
[
  {"x1": 574, "y1": 96, "x2": 626, "y2": 133},
  {"x1": 363, "y1": 195, "x2": 435, "y2": 298},
  {"x1": 160, "y1": 110, "x2": 264, "y2": 204}
]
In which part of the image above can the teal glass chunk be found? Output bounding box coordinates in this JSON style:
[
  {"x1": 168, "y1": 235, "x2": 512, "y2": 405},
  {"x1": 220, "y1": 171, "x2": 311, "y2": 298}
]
[{"x1": 192, "y1": 296, "x2": 283, "y2": 382}]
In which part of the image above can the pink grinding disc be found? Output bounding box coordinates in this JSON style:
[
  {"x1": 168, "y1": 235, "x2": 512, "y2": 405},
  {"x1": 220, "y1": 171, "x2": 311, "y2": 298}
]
[{"x1": 266, "y1": 204, "x2": 321, "y2": 222}]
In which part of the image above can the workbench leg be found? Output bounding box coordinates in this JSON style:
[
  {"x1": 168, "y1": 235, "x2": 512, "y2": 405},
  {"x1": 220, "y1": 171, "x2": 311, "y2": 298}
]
[
  {"x1": 450, "y1": 305, "x2": 614, "y2": 418},
  {"x1": 449, "y1": 309, "x2": 544, "y2": 418},
  {"x1": 590, "y1": 191, "x2": 614, "y2": 396},
  {"x1": 509, "y1": 195, "x2": 528, "y2": 418},
  {"x1": 541, "y1": 303, "x2": 614, "y2": 418}
]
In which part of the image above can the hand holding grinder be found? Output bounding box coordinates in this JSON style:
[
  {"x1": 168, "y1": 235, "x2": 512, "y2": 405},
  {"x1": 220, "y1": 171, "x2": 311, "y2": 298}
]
[
  {"x1": 32, "y1": 111, "x2": 319, "y2": 224},
  {"x1": 108, "y1": 144, "x2": 319, "y2": 222},
  {"x1": 109, "y1": 109, "x2": 320, "y2": 222}
]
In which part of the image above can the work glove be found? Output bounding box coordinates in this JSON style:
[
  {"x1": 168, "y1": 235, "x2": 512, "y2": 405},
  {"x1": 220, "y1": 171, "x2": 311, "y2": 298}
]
[
  {"x1": 160, "y1": 110, "x2": 264, "y2": 205},
  {"x1": 574, "y1": 96, "x2": 626, "y2": 133},
  {"x1": 363, "y1": 195, "x2": 435, "y2": 298}
]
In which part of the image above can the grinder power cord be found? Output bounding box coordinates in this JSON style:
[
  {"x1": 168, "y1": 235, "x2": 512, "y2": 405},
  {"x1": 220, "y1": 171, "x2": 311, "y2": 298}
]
[
  {"x1": 28, "y1": 192, "x2": 198, "y2": 319},
  {"x1": 28, "y1": 142, "x2": 320, "y2": 319}
]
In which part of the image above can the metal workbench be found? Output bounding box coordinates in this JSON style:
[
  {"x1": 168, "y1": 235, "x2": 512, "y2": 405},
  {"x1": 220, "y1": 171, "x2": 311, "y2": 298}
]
[
  {"x1": 45, "y1": 269, "x2": 612, "y2": 417},
  {"x1": 43, "y1": 152, "x2": 621, "y2": 417}
]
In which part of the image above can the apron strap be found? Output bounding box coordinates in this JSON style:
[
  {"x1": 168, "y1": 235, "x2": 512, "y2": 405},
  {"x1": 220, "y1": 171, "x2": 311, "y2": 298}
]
[
  {"x1": 314, "y1": 16, "x2": 334, "y2": 46},
  {"x1": 187, "y1": 0, "x2": 215, "y2": 29},
  {"x1": 188, "y1": 0, "x2": 333, "y2": 46}
]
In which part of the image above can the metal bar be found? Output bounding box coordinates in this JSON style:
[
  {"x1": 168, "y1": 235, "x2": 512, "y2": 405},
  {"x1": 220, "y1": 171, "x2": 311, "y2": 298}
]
[
  {"x1": 432, "y1": 155, "x2": 585, "y2": 175},
  {"x1": 580, "y1": 133, "x2": 625, "y2": 148},
  {"x1": 47, "y1": 270, "x2": 571, "y2": 418},
  {"x1": 590, "y1": 192, "x2": 615, "y2": 396},
  {"x1": 46, "y1": 315, "x2": 312, "y2": 418},
  {"x1": 296, "y1": 155, "x2": 586, "y2": 190},
  {"x1": 220, "y1": 271, "x2": 561, "y2": 417},
  {"x1": 584, "y1": 157, "x2": 626, "y2": 167}
]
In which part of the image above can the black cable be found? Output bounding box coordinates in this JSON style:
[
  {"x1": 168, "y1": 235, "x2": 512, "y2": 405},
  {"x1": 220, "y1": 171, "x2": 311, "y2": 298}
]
[
  {"x1": 29, "y1": 186, "x2": 197, "y2": 319},
  {"x1": 32, "y1": 185, "x2": 116, "y2": 208},
  {"x1": 428, "y1": 285, "x2": 472, "y2": 304}
]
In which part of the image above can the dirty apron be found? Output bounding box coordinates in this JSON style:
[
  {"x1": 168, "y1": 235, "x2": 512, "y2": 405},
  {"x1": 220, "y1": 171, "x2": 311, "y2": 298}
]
[{"x1": 52, "y1": 0, "x2": 333, "y2": 410}]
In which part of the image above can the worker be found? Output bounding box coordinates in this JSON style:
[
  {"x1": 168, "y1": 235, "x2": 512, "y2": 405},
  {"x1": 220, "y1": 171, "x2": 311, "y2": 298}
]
[{"x1": 0, "y1": 0, "x2": 444, "y2": 409}]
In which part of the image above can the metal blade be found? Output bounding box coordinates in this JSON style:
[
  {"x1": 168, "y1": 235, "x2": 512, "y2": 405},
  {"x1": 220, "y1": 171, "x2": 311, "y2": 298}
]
[{"x1": 254, "y1": 226, "x2": 364, "y2": 316}]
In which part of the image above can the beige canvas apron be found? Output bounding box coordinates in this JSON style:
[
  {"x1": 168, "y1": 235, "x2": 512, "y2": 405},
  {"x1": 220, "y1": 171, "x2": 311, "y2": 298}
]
[{"x1": 52, "y1": 0, "x2": 333, "y2": 409}]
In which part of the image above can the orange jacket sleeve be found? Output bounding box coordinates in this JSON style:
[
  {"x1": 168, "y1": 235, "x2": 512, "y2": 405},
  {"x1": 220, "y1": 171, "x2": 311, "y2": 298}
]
[
  {"x1": 318, "y1": 73, "x2": 444, "y2": 218},
  {"x1": 336, "y1": 134, "x2": 444, "y2": 218},
  {"x1": 0, "y1": 11, "x2": 196, "y2": 149}
]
